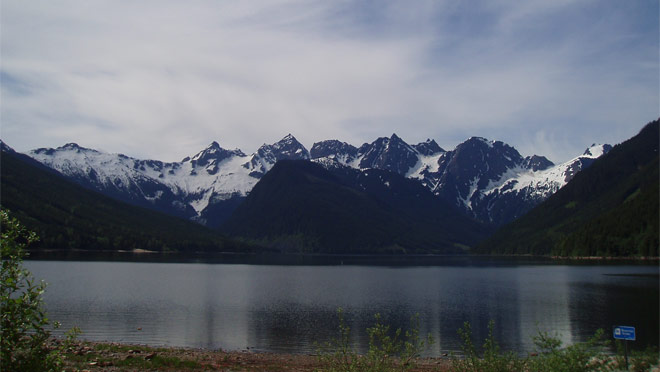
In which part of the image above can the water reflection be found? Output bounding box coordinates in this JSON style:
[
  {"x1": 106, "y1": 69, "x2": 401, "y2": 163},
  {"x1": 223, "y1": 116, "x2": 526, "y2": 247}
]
[
  {"x1": 567, "y1": 267, "x2": 660, "y2": 347},
  {"x1": 26, "y1": 259, "x2": 658, "y2": 356}
]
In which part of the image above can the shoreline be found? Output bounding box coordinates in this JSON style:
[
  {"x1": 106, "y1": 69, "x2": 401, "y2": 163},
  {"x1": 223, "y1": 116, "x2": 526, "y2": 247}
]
[
  {"x1": 58, "y1": 339, "x2": 452, "y2": 371},
  {"x1": 26, "y1": 249, "x2": 660, "y2": 260}
]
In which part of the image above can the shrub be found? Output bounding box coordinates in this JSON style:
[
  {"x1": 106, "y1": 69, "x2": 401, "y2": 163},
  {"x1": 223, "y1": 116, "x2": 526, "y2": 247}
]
[
  {"x1": 1, "y1": 210, "x2": 76, "y2": 371},
  {"x1": 452, "y1": 321, "x2": 659, "y2": 372},
  {"x1": 451, "y1": 320, "x2": 525, "y2": 372},
  {"x1": 527, "y1": 329, "x2": 610, "y2": 372},
  {"x1": 317, "y1": 308, "x2": 433, "y2": 372}
]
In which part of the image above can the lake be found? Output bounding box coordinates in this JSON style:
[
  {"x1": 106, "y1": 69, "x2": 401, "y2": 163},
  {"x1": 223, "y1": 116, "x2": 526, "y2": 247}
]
[{"x1": 25, "y1": 255, "x2": 659, "y2": 356}]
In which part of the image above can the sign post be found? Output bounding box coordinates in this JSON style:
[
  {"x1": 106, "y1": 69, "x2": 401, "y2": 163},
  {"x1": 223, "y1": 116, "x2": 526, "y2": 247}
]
[{"x1": 613, "y1": 326, "x2": 635, "y2": 369}]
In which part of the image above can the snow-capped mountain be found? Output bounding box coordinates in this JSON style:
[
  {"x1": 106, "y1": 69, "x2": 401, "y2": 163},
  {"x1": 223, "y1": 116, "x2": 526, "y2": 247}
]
[
  {"x1": 451, "y1": 143, "x2": 612, "y2": 224},
  {"x1": 28, "y1": 135, "x2": 310, "y2": 227},
  {"x1": 245, "y1": 134, "x2": 310, "y2": 177},
  {"x1": 309, "y1": 140, "x2": 358, "y2": 165},
  {"x1": 311, "y1": 135, "x2": 611, "y2": 225},
  {"x1": 312, "y1": 134, "x2": 446, "y2": 189},
  {"x1": 23, "y1": 132, "x2": 609, "y2": 228}
]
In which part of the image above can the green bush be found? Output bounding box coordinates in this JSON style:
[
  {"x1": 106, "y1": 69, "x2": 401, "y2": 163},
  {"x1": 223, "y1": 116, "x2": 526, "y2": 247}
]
[
  {"x1": 1, "y1": 209, "x2": 76, "y2": 371},
  {"x1": 527, "y1": 329, "x2": 610, "y2": 372},
  {"x1": 452, "y1": 322, "x2": 659, "y2": 372},
  {"x1": 451, "y1": 320, "x2": 525, "y2": 372},
  {"x1": 317, "y1": 308, "x2": 433, "y2": 372}
]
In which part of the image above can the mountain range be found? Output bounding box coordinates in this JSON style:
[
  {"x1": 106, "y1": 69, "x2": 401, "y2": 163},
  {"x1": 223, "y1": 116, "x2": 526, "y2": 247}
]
[
  {"x1": 2, "y1": 118, "x2": 655, "y2": 256},
  {"x1": 24, "y1": 133, "x2": 610, "y2": 229},
  {"x1": 311, "y1": 134, "x2": 610, "y2": 225}
]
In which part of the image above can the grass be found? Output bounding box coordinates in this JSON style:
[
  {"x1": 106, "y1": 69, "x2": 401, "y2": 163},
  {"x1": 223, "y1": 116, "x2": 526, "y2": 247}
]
[
  {"x1": 55, "y1": 318, "x2": 659, "y2": 372},
  {"x1": 62, "y1": 342, "x2": 207, "y2": 371}
]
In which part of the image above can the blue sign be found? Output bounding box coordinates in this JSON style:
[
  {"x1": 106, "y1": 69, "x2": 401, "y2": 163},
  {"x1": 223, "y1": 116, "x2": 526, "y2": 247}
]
[{"x1": 613, "y1": 326, "x2": 636, "y2": 341}]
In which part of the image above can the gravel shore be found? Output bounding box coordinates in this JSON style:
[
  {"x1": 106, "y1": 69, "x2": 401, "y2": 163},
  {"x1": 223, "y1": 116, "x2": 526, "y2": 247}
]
[{"x1": 60, "y1": 340, "x2": 453, "y2": 371}]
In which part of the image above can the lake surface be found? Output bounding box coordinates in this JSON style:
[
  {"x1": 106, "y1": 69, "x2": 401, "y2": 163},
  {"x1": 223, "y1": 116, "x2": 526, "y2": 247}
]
[{"x1": 25, "y1": 256, "x2": 659, "y2": 356}]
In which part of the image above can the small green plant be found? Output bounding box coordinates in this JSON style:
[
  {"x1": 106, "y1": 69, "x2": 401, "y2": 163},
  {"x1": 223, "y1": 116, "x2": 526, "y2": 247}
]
[
  {"x1": 527, "y1": 328, "x2": 610, "y2": 372},
  {"x1": 451, "y1": 320, "x2": 524, "y2": 372},
  {"x1": 1, "y1": 210, "x2": 78, "y2": 372},
  {"x1": 317, "y1": 308, "x2": 433, "y2": 372}
]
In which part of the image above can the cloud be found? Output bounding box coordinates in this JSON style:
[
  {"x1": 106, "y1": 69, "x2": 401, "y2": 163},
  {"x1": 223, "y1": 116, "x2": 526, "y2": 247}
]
[{"x1": 1, "y1": 0, "x2": 657, "y2": 162}]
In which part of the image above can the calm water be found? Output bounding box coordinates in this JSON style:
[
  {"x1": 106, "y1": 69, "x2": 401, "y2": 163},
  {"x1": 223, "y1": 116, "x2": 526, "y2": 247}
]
[{"x1": 25, "y1": 256, "x2": 659, "y2": 356}]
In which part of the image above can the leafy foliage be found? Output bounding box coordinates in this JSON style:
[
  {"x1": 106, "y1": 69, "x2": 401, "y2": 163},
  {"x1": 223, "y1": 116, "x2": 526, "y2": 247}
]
[
  {"x1": 0, "y1": 149, "x2": 257, "y2": 252},
  {"x1": 0, "y1": 210, "x2": 79, "y2": 371},
  {"x1": 614, "y1": 343, "x2": 660, "y2": 372},
  {"x1": 451, "y1": 321, "x2": 525, "y2": 372},
  {"x1": 317, "y1": 308, "x2": 433, "y2": 372},
  {"x1": 452, "y1": 321, "x2": 659, "y2": 372},
  {"x1": 527, "y1": 329, "x2": 610, "y2": 372},
  {"x1": 478, "y1": 119, "x2": 659, "y2": 257}
]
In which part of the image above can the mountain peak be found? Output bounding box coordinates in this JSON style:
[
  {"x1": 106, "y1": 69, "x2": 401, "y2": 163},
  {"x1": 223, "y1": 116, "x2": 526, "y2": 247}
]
[
  {"x1": 269, "y1": 134, "x2": 306, "y2": 152},
  {"x1": 55, "y1": 143, "x2": 98, "y2": 153},
  {"x1": 0, "y1": 140, "x2": 15, "y2": 153},
  {"x1": 310, "y1": 140, "x2": 358, "y2": 161},
  {"x1": 357, "y1": 134, "x2": 418, "y2": 175},
  {"x1": 413, "y1": 139, "x2": 444, "y2": 156},
  {"x1": 464, "y1": 136, "x2": 494, "y2": 148},
  {"x1": 188, "y1": 141, "x2": 245, "y2": 166},
  {"x1": 582, "y1": 144, "x2": 612, "y2": 158},
  {"x1": 247, "y1": 134, "x2": 310, "y2": 175},
  {"x1": 522, "y1": 155, "x2": 554, "y2": 171},
  {"x1": 266, "y1": 134, "x2": 306, "y2": 150},
  {"x1": 61, "y1": 143, "x2": 85, "y2": 151}
]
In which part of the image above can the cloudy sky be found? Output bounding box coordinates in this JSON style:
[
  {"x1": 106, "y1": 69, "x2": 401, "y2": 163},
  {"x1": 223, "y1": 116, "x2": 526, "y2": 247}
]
[{"x1": 1, "y1": 0, "x2": 658, "y2": 163}]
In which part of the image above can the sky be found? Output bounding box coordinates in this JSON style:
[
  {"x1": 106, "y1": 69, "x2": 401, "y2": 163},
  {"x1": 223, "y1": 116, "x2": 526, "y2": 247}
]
[{"x1": 1, "y1": 0, "x2": 658, "y2": 163}]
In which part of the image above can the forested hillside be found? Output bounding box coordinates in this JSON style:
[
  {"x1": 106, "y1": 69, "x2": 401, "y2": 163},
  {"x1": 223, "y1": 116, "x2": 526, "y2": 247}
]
[
  {"x1": 476, "y1": 119, "x2": 659, "y2": 257},
  {"x1": 222, "y1": 160, "x2": 490, "y2": 254}
]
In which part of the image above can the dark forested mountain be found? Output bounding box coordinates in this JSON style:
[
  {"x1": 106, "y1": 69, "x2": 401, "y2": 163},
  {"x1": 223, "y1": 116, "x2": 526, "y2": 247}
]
[
  {"x1": 222, "y1": 160, "x2": 490, "y2": 254},
  {"x1": 0, "y1": 143, "x2": 255, "y2": 252},
  {"x1": 477, "y1": 119, "x2": 659, "y2": 257}
]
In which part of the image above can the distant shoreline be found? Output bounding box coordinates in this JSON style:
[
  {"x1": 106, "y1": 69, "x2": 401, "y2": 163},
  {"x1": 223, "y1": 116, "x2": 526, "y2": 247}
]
[
  {"x1": 551, "y1": 255, "x2": 660, "y2": 261},
  {"x1": 27, "y1": 249, "x2": 660, "y2": 259},
  {"x1": 24, "y1": 249, "x2": 660, "y2": 266}
]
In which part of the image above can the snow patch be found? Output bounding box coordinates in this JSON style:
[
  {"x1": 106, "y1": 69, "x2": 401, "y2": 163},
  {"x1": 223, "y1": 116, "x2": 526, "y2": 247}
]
[
  {"x1": 406, "y1": 152, "x2": 444, "y2": 179},
  {"x1": 482, "y1": 146, "x2": 609, "y2": 201},
  {"x1": 457, "y1": 177, "x2": 480, "y2": 209},
  {"x1": 144, "y1": 190, "x2": 164, "y2": 202},
  {"x1": 582, "y1": 144, "x2": 607, "y2": 158}
]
